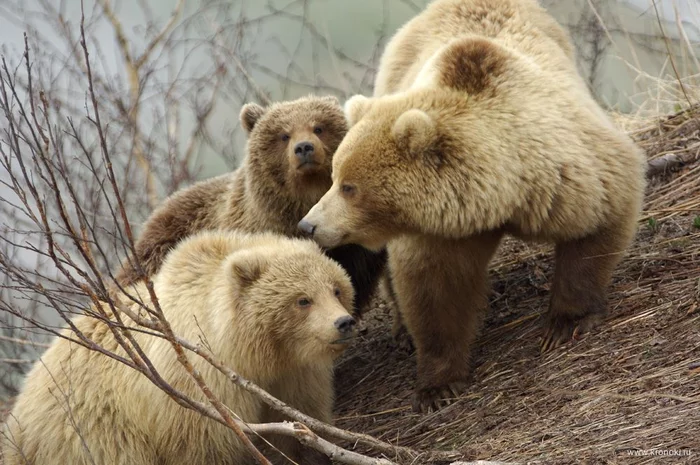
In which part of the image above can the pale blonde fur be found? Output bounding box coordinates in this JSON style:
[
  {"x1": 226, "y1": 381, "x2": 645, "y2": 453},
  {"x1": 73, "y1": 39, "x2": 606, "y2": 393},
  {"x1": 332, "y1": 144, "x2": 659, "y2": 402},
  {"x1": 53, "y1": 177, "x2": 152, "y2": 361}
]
[
  {"x1": 301, "y1": 0, "x2": 646, "y2": 412},
  {"x1": 2, "y1": 231, "x2": 354, "y2": 465}
]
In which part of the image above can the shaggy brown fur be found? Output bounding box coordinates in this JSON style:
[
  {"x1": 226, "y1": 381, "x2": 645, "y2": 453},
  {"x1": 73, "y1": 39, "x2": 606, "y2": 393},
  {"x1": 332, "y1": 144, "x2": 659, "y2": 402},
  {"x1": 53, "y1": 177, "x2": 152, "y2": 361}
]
[
  {"x1": 372, "y1": 0, "x2": 575, "y2": 97},
  {"x1": 2, "y1": 231, "x2": 355, "y2": 465},
  {"x1": 115, "y1": 95, "x2": 386, "y2": 315},
  {"x1": 300, "y1": 0, "x2": 646, "y2": 412}
]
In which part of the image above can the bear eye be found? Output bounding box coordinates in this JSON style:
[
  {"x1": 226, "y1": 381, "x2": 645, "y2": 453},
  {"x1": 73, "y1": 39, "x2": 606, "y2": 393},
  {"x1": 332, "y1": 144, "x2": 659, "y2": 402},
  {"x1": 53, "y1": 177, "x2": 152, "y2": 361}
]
[
  {"x1": 341, "y1": 184, "x2": 356, "y2": 196},
  {"x1": 334, "y1": 287, "x2": 341, "y2": 297},
  {"x1": 297, "y1": 297, "x2": 312, "y2": 308},
  {"x1": 281, "y1": 134, "x2": 290, "y2": 142},
  {"x1": 313, "y1": 126, "x2": 323, "y2": 135}
]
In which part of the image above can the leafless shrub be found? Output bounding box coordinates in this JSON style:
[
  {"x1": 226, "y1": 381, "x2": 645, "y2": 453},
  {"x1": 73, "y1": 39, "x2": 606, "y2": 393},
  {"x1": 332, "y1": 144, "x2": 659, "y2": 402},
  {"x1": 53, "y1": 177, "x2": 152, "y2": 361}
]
[
  {"x1": 0, "y1": 1, "x2": 468, "y2": 464},
  {"x1": 0, "y1": 0, "x2": 395, "y2": 397}
]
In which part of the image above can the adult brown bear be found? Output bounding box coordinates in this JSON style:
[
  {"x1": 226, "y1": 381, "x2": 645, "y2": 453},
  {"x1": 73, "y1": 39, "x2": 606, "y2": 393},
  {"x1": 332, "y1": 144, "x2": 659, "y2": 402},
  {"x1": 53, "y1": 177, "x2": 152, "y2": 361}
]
[{"x1": 299, "y1": 0, "x2": 646, "y2": 412}]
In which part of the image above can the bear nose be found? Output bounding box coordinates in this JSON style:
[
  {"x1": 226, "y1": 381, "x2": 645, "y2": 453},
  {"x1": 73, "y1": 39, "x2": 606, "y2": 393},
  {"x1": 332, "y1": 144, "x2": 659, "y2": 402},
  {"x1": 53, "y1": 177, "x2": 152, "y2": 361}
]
[
  {"x1": 334, "y1": 315, "x2": 356, "y2": 335},
  {"x1": 294, "y1": 141, "x2": 315, "y2": 162},
  {"x1": 298, "y1": 219, "x2": 316, "y2": 236}
]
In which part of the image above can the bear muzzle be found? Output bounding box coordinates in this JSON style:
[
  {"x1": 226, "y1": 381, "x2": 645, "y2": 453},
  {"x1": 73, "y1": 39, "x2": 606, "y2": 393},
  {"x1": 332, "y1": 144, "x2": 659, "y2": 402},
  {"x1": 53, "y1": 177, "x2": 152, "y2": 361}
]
[
  {"x1": 298, "y1": 199, "x2": 351, "y2": 248},
  {"x1": 298, "y1": 218, "x2": 316, "y2": 236},
  {"x1": 293, "y1": 140, "x2": 324, "y2": 173},
  {"x1": 331, "y1": 315, "x2": 357, "y2": 344}
]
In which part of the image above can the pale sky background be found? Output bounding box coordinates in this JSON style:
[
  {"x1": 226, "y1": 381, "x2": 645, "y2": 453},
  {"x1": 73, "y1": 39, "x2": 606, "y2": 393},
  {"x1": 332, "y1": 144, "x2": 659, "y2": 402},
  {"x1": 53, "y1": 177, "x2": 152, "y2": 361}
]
[
  {"x1": 0, "y1": 1, "x2": 698, "y2": 115},
  {"x1": 627, "y1": 0, "x2": 699, "y2": 34}
]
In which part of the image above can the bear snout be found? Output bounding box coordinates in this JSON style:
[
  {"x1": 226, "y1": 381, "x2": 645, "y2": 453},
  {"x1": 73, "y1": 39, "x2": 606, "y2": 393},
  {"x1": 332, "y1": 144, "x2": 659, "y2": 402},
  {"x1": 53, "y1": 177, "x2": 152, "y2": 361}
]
[
  {"x1": 298, "y1": 218, "x2": 316, "y2": 236},
  {"x1": 294, "y1": 141, "x2": 315, "y2": 159},
  {"x1": 293, "y1": 140, "x2": 324, "y2": 172},
  {"x1": 334, "y1": 315, "x2": 356, "y2": 335}
]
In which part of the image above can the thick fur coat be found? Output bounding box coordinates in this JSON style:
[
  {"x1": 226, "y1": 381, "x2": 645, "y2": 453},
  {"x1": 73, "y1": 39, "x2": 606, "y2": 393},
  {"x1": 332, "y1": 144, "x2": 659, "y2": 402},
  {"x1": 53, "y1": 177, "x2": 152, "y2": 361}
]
[
  {"x1": 300, "y1": 0, "x2": 647, "y2": 412},
  {"x1": 2, "y1": 231, "x2": 356, "y2": 465}
]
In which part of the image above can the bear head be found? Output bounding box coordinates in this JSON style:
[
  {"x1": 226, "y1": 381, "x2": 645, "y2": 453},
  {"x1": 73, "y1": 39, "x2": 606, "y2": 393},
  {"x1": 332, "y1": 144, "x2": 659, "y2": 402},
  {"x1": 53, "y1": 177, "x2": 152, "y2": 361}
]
[
  {"x1": 240, "y1": 95, "x2": 348, "y2": 208},
  {"x1": 298, "y1": 38, "x2": 519, "y2": 249},
  {"x1": 225, "y1": 239, "x2": 357, "y2": 365},
  {"x1": 298, "y1": 93, "x2": 448, "y2": 251}
]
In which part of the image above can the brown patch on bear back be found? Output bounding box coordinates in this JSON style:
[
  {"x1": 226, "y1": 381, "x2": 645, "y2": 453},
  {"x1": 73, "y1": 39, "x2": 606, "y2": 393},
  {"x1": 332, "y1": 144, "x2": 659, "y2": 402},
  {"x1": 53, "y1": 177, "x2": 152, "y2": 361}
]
[{"x1": 438, "y1": 38, "x2": 509, "y2": 96}]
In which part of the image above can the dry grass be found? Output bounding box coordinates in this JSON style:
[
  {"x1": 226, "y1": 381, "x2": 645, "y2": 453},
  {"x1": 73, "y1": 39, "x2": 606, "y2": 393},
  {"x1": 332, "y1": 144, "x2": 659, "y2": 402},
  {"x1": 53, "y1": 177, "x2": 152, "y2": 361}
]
[{"x1": 333, "y1": 105, "x2": 700, "y2": 464}]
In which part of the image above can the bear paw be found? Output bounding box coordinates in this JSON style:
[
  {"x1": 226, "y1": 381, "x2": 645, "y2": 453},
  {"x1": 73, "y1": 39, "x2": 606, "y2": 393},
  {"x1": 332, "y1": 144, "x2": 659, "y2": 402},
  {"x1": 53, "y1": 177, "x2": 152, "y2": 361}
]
[
  {"x1": 412, "y1": 382, "x2": 467, "y2": 413},
  {"x1": 541, "y1": 312, "x2": 603, "y2": 353}
]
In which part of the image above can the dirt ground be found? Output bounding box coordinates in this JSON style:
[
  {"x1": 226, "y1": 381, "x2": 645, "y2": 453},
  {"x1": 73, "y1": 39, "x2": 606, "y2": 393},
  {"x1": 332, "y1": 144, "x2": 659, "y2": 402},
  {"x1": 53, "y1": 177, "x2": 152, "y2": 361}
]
[{"x1": 332, "y1": 108, "x2": 700, "y2": 464}]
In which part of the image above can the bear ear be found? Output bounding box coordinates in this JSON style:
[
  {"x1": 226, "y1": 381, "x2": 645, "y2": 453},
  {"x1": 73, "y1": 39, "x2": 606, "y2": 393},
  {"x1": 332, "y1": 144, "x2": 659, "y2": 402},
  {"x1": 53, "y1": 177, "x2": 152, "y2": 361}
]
[
  {"x1": 343, "y1": 95, "x2": 373, "y2": 126},
  {"x1": 437, "y1": 38, "x2": 509, "y2": 95},
  {"x1": 239, "y1": 103, "x2": 266, "y2": 134},
  {"x1": 227, "y1": 250, "x2": 268, "y2": 288},
  {"x1": 392, "y1": 109, "x2": 437, "y2": 157}
]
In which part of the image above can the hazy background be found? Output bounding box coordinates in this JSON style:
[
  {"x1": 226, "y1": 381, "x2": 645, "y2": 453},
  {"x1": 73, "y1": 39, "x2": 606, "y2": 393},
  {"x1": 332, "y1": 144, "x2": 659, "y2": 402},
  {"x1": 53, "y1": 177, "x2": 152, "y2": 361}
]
[{"x1": 2, "y1": 0, "x2": 698, "y2": 179}]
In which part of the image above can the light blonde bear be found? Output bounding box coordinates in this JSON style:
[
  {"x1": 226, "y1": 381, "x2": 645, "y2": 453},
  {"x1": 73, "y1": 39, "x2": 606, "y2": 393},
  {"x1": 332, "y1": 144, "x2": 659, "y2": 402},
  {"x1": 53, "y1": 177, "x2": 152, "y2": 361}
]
[
  {"x1": 299, "y1": 0, "x2": 646, "y2": 413},
  {"x1": 2, "y1": 231, "x2": 356, "y2": 465}
]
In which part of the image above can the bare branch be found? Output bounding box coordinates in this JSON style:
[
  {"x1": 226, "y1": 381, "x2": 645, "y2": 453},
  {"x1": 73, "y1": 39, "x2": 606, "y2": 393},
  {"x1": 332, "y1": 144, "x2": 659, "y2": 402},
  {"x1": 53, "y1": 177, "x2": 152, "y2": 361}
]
[
  {"x1": 171, "y1": 333, "x2": 461, "y2": 464},
  {"x1": 0, "y1": 335, "x2": 51, "y2": 348},
  {"x1": 134, "y1": 0, "x2": 184, "y2": 70},
  {"x1": 243, "y1": 422, "x2": 394, "y2": 465}
]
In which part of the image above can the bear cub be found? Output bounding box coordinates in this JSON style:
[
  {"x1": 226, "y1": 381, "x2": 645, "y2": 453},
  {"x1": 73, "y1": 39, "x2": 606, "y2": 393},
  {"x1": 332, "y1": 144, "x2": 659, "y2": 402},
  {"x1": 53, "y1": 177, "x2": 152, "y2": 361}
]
[
  {"x1": 2, "y1": 231, "x2": 356, "y2": 465},
  {"x1": 116, "y1": 95, "x2": 386, "y2": 316}
]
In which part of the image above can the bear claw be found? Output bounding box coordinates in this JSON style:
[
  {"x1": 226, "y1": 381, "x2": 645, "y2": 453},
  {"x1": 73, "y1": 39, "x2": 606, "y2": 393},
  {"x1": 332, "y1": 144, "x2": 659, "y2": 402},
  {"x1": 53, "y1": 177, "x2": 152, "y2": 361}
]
[
  {"x1": 412, "y1": 382, "x2": 466, "y2": 413},
  {"x1": 541, "y1": 313, "x2": 602, "y2": 353}
]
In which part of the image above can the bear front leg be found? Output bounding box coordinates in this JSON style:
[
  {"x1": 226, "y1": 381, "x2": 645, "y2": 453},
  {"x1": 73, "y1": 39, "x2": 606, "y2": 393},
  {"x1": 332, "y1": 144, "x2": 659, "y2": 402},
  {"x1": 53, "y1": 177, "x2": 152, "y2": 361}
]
[
  {"x1": 542, "y1": 219, "x2": 637, "y2": 352},
  {"x1": 391, "y1": 304, "x2": 415, "y2": 353},
  {"x1": 389, "y1": 232, "x2": 502, "y2": 413},
  {"x1": 383, "y1": 271, "x2": 415, "y2": 352},
  {"x1": 261, "y1": 369, "x2": 335, "y2": 465}
]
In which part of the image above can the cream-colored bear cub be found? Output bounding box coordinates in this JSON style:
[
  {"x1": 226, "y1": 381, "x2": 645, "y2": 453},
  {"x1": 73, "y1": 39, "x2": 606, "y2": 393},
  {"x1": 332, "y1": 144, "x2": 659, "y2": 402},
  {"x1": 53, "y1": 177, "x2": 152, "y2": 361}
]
[
  {"x1": 2, "y1": 231, "x2": 356, "y2": 465},
  {"x1": 299, "y1": 0, "x2": 646, "y2": 413}
]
